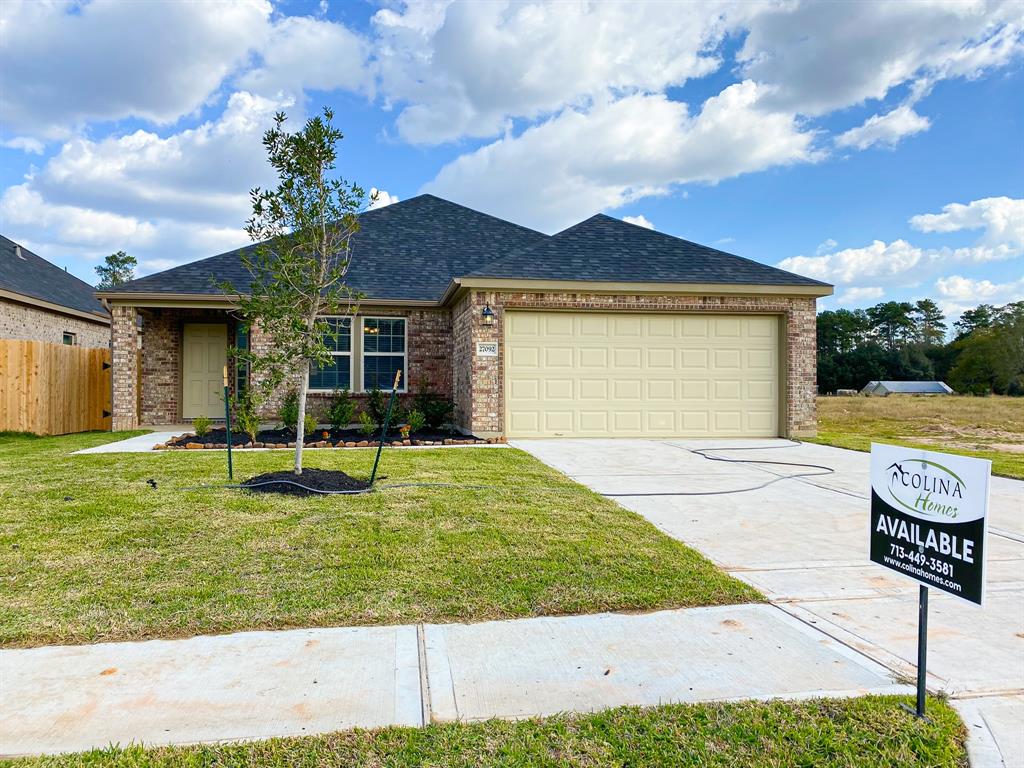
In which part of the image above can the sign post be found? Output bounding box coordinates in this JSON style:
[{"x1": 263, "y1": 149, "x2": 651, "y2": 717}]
[{"x1": 868, "y1": 443, "x2": 990, "y2": 719}]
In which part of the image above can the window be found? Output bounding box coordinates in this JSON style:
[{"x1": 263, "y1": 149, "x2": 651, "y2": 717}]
[
  {"x1": 308, "y1": 317, "x2": 352, "y2": 391},
  {"x1": 62, "y1": 332, "x2": 77, "y2": 346},
  {"x1": 235, "y1": 325, "x2": 249, "y2": 394},
  {"x1": 362, "y1": 317, "x2": 406, "y2": 391}
]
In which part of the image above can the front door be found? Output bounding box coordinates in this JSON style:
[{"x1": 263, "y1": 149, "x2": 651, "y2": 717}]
[{"x1": 182, "y1": 323, "x2": 227, "y2": 419}]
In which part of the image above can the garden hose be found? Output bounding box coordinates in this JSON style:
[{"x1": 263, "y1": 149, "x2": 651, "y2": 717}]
[{"x1": 168, "y1": 441, "x2": 838, "y2": 498}]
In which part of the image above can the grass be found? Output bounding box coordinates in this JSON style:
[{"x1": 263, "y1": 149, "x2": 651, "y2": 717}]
[
  {"x1": 0, "y1": 431, "x2": 759, "y2": 647},
  {"x1": 2, "y1": 696, "x2": 967, "y2": 767},
  {"x1": 811, "y1": 395, "x2": 1024, "y2": 479}
]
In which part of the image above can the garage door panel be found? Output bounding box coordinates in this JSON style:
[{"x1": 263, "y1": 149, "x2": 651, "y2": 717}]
[
  {"x1": 505, "y1": 311, "x2": 779, "y2": 438},
  {"x1": 578, "y1": 378, "x2": 609, "y2": 400}
]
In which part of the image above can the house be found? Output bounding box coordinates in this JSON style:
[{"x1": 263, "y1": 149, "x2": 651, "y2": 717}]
[
  {"x1": 861, "y1": 381, "x2": 954, "y2": 396},
  {"x1": 0, "y1": 235, "x2": 110, "y2": 348},
  {"x1": 98, "y1": 195, "x2": 832, "y2": 438}
]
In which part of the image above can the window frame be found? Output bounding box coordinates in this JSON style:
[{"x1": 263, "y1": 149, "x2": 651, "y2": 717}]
[
  {"x1": 360, "y1": 316, "x2": 407, "y2": 393},
  {"x1": 62, "y1": 331, "x2": 77, "y2": 346},
  {"x1": 306, "y1": 316, "x2": 355, "y2": 393}
]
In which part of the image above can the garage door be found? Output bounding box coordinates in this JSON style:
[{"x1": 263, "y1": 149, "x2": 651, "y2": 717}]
[{"x1": 505, "y1": 311, "x2": 780, "y2": 438}]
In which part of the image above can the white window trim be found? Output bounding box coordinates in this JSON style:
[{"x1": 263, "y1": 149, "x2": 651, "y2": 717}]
[
  {"x1": 62, "y1": 331, "x2": 77, "y2": 346},
  {"x1": 360, "y1": 316, "x2": 407, "y2": 393},
  {"x1": 306, "y1": 316, "x2": 354, "y2": 393}
]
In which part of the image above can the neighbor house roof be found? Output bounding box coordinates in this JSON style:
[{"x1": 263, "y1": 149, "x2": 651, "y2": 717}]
[
  {"x1": 101, "y1": 195, "x2": 831, "y2": 303},
  {"x1": 862, "y1": 381, "x2": 954, "y2": 394},
  {"x1": 467, "y1": 214, "x2": 829, "y2": 287},
  {"x1": 0, "y1": 235, "x2": 109, "y2": 321}
]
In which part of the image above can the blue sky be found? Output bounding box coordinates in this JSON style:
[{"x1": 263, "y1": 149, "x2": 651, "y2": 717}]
[{"x1": 1, "y1": 0, "x2": 1021, "y2": 323}]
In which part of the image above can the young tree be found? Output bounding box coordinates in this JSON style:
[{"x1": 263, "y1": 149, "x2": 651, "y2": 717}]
[
  {"x1": 913, "y1": 298, "x2": 947, "y2": 345},
  {"x1": 225, "y1": 108, "x2": 368, "y2": 475},
  {"x1": 95, "y1": 250, "x2": 136, "y2": 289}
]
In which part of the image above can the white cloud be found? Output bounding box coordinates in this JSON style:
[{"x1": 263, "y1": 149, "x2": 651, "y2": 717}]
[
  {"x1": 815, "y1": 238, "x2": 838, "y2": 255},
  {"x1": 623, "y1": 215, "x2": 655, "y2": 230},
  {"x1": 372, "y1": 0, "x2": 758, "y2": 145},
  {"x1": 738, "y1": 0, "x2": 1024, "y2": 117},
  {"x1": 935, "y1": 274, "x2": 1024, "y2": 302},
  {"x1": 425, "y1": 83, "x2": 821, "y2": 231},
  {"x1": 0, "y1": 0, "x2": 273, "y2": 139},
  {"x1": 0, "y1": 92, "x2": 287, "y2": 276},
  {"x1": 1, "y1": 137, "x2": 45, "y2": 154},
  {"x1": 934, "y1": 274, "x2": 1024, "y2": 317},
  {"x1": 239, "y1": 16, "x2": 370, "y2": 98},
  {"x1": 369, "y1": 189, "x2": 400, "y2": 209},
  {"x1": 835, "y1": 105, "x2": 931, "y2": 150},
  {"x1": 910, "y1": 196, "x2": 1024, "y2": 252},
  {"x1": 835, "y1": 286, "x2": 885, "y2": 305},
  {"x1": 780, "y1": 196, "x2": 1024, "y2": 287}
]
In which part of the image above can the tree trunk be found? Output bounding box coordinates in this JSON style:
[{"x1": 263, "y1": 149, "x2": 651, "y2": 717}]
[{"x1": 294, "y1": 363, "x2": 309, "y2": 475}]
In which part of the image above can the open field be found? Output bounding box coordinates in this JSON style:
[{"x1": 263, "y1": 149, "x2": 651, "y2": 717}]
[
  {"x1": 812, "y1": 395, "x2": 1024, "y2": 479},
  {"x1": 2, "y1": 696, "x2": 966, "y2": 768},
  {"x1": 0, "y1": 432, "x2": 758, "y2": 647}
]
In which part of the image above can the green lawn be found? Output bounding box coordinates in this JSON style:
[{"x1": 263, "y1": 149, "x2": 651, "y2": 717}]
[
  {"x1": 0, "y1": 431, "x2": 758, "y2": 647},
  {"x1": 2, "y1": 696, "x2": 966, "y2": 768},
  {"x1": 811, "y1": 395, "x2": 1024, "y2": 479}
]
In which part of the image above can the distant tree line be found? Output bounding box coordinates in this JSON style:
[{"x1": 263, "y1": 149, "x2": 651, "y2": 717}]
[{"x1": 817, "y1": 299, "x2": 1024, "y2": 396}]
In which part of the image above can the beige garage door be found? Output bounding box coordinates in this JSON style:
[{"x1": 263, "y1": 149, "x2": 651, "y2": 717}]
[{"x1": 505, "y1": 311, "x2": 780, "y2": 438}]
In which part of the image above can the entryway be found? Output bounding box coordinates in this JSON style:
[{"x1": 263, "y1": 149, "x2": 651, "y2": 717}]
[{"x1": 181, "y1": 323, "x2": 227, "y2": 419}]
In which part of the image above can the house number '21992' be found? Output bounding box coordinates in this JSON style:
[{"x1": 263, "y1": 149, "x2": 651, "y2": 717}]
[{"x1": 476, "y1": 342, "x2": 498, "y2": 357}]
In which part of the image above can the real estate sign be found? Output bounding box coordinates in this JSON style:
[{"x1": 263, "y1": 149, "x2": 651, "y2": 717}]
[{"x1": 869, "y1": 443, "x2": 990, "y2": 606}]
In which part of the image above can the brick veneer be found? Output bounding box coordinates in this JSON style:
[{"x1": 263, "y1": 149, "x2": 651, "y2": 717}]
[
  {"x1": 453, "y1": 290, "x2": 819, "y2": 438},
  {"x1": 110, "y1": 304, "x2": 139, "y2": 431},
  {"x1": 0, "y1": 297, "x2": 109, "y2": 348},
  {"x1": 113, "y1": 305, "x2": 454, "y2": 427}
]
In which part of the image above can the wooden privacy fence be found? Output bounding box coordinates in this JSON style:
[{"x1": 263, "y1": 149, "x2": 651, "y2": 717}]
[{"x1": 0, "y1": 340, "x2": 112, "y2": 435}]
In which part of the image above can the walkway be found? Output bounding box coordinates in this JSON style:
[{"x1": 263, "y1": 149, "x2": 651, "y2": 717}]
[{"x1": 1, "y1": 604, "x2": 904, "y2": 757}]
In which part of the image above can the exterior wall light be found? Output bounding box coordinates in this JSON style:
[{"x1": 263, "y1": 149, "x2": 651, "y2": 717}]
[{"x1": 481, "y1": 304, "x2": 495, "y2": 326}]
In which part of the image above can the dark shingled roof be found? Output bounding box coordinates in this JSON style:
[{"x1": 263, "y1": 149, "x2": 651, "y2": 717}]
[
  {"x1": 105, "y1": 196, "x2": 828, "y2": 302},
  {"x1": 468, "y1": 214, "x2": 828, "y2": 287},
  {"x1": 0, "y1": 235, "x2": 109, "y2": 319},
  {"x1": 107, "y1": 195, "x2": 548, "y2": 302}
]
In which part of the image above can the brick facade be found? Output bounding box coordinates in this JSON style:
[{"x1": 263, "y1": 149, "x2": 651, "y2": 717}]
[
  {"x1": 0, "y1": 297, "x2": 109, "y2": 348},
  {"x1": 110, "y1": 304, "x2": 139, "y2": 431},
  {"x1": 111, "y1": 293, "x2": 818, "y2": 436},
  {"x1": 112, "y1": 305, "x2": 453, "y2": 427},
  {"x1": 451, "y1": 290, "x2": 818, "y2": 438}
]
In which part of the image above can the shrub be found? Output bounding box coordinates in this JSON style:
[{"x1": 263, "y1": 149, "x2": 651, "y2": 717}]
[
  {"x1": 407, "y1": 409, "x2": 426, "y2": 435},
  {"x1": 233, "y1": 389, "x2": 262, "y2": 443},
  {"x1": 192, "y1": 415, "x2": 212, "y2": 437},
  {"x1": 279, "y1": 388, "x2": 300, "y2": 432},
  {"x1": 358, "y1": 411, "x2": 376, "y2": 436},
  {"x1": 366, "y1": 388, "x2": 387, "y2": 427},
  {"x1": 414, "y1": 392, "x2": 454, "y2": 430},
  {"x1": 326, "y1": 389, "x2": 356, "y2": 431},
  {"x1": 304, "y1": 413, "x2": 318, "y2": 436}
]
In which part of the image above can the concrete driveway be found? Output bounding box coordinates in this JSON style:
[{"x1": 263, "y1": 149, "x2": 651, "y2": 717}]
[{"x1": 514, "y1": 438, "x2": 1024, "y2": 767}]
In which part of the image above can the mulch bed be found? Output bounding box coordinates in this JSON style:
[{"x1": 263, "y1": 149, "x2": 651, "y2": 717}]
[
  {"x1": 157, "y1": 426, "x2": 502, "y2": 451},
  {"x1": 241, "y1": 468, "x2": 372, "y2": 497}
]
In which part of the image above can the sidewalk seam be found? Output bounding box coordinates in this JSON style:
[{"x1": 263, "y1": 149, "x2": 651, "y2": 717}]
[{"x1": 416, "y1": 623, "x2": 430, "y2": 727}]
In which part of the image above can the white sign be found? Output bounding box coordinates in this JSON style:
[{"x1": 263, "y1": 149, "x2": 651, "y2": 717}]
[
  {"x1": 476, "y1": 341, "x2": 499, "y2": 357},
  {"x1": 869, "y1": 443, "x2": 990, "y2": 605}
]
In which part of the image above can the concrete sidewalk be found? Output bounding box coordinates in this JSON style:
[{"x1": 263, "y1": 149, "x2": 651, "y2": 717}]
[
  {"x1": 0, "y1": 604, "x2": 906, "y2": 757},
  {"x1": 515, "y1": 438, "x2": 1024, "y2": 768}
]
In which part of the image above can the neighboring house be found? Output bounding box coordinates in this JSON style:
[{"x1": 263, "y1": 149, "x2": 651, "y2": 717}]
[
  {"x1": 99, "y1": 195, "x2": 832, "y2": 438},
  {"x1": 861, "y1": 381, "x2": 954, "y2": 396},
  {"x1": 0, "y1": 235, "x2": 110, "y2": 348}
]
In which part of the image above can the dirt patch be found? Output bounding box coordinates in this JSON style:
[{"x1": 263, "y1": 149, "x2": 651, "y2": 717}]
[{"x1": 242, "y1": 469, "x2": 372, "y2": 497}]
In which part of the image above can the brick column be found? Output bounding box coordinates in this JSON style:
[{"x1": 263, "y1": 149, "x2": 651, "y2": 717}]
[
  {"x1": 786, "y1": 299, "x2": 818, "y2": 437},
  {"x1": 110, "y1": 304, "x2": 139, "y2": 431}
]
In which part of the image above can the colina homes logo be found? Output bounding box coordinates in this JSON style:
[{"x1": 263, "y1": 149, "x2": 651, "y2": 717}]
[{"x1": 886, "y1": 459, "x2": 965, "y2": 519}]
